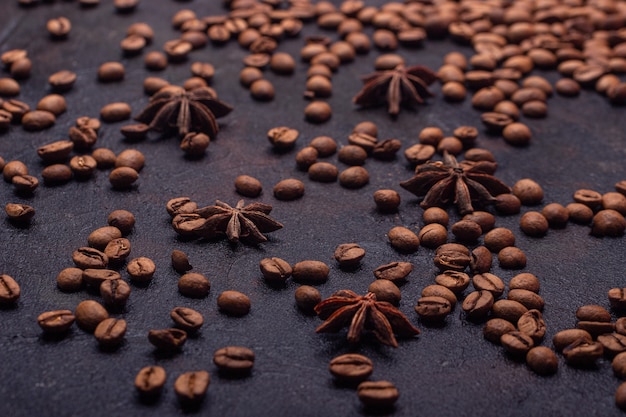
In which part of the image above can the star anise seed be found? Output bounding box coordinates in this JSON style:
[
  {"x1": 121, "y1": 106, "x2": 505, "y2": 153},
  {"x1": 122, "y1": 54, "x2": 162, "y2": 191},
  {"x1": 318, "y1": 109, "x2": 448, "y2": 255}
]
[
  {"x1": 353, "y1": 64, "x2": 437, "y2": 116},
  {"x1": 400, "y1": 151, "x2": 511, "y2": 215},
  {"x1": 193, "y1": 200, "x2": 283, "y2": 244},
  {"x1": 135, "y1": 85, "x2": 233, "y2": 138},
  {"x1": 314, "y1": 290, "x2": 419, "y2": 348}
]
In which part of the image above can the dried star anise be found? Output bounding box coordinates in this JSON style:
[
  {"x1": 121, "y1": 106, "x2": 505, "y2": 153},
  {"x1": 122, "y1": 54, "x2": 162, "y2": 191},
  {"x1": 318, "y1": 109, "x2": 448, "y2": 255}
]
[
  {"x1": 314, "y1": 290, "x2": 419, "y2": 348},
  {"x1": 352, "y1": 64, "x2": 437, "y2": 116},
  {"x1": 400, "y1": 151, "x2": 511, "y2": 215},
  {"x1": 135, "y1": 85, "x2": 233, "y2": 138},
  {"x1": 193, "y1": 199, "x2": 283, "y2": 244}
]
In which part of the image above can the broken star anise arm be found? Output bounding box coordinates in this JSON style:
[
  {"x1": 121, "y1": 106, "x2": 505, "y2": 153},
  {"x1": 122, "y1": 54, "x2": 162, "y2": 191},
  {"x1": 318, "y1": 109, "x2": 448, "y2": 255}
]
[
  {"x1": 376, "y1": 302, "x2": 420, "y2": 338},
  {"x1": 367, "y1": 306, "x2": 398, "y2": 347}
]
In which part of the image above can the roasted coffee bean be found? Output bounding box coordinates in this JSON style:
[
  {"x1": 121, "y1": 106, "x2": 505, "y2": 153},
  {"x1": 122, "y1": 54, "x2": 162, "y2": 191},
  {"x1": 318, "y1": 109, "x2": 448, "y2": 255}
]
[
  {"x1": 308, "y1": 162, "x2": 338, "y2": 182},
  {"x1": 213, "y1": 346, "x2": 255, "y2": 375},
  {"x1": 269, "y1": 52, "x2": 295, "y2": 75},
  {"x1": 174, "y1": 371, "x2": 210, "y2": 405},
  {"x1": 178, "y1": 273, "x2": 210, "y2": 298},
  {"x1": 591, "y1": 209, "x2": 626, "y2": 237},
  {"x1": 494, "y1": 194, "x2": 522, "y2": 215},
  {"x1": 82, "y1": 269, "x2": 121, "y2": 288},
  {"x1": 135, "y1": 366, "x2": 166, "y2": 397},
  {"x1": 48, "y1": 70, "x2": 76, "y2": 92},
  {"x1": 107, "y1": 210, "x2": 135, "y2": 235},
  {"x1": 578, "y1": 321, "x2": 616, "y2": 338},
  {"x1": 120, "y1": 35, "x2": 146, "y2": 55},
  {"x1": 104, "y1": 238, "x2": 131, "y2": 263},
  {"x1": 41, "y1": 164, "x2": 72, "y2": 185},
  {"x1": 109, "y1": 167, "x2": 138, "y2": 189},
  {"x1": 144, "y1": 51, "x2": 168, "y2": 71},
  {"x1": 148, "y1": 328, "x2": 187, "y2": 351},
  {"x1": 69, "y1": 156, "x2": 97, "y2": 178},
  {"x1": 127, "y1": 257, "x2": 156, "y2": 283},
  {"x1": 88, "y1": 226, "x2": 122, "y2": 250},
  {"x1": 234, "y1": 175, "x2": 262, "y2": 198},
  {"x1": 37, "y1": 94, "x2": 66, "y2": 116},
  {"x1": 0, "y1": 77, "x2": 20, "y2": 96},
  {"x1": 373, "y1": 262, "x2": 412, "y2": 283},
  {"x1": 305, "y1": 75, "x2": 332, "y2": 98},
  {"x1": 472, "y1": 273, "x2": 504, "y2": 297},
  {"x1": 492, "y1": 299, "x2": 528, "y2": 323},
  {"x1": 483, "y1": 227, "x2": 515, "y2": 253},
  {"x1": 333, "y1": 243, "x2": 365, "y2": 268},
  {"x1": 273, "y1": 178, "x2": 305, "y2": 201},
  {"x1": 387, "y1": 226, "x2": 420, "y2": 253},
  {"x1": 526, "y1": 346, "x2": 558, "y2": 375},
  {"x1": 368, "y1": 280, "x2": 401, "y2": 305},
  {"x1": 0, "y1": 109, "x2": 12, "y2": 129},
  {"x1": 163, "y1": 39, "x2": 192, "y2": 62},
  {"x1": 357, "y1": 380, "x2": 399, "y2": 408},
  {"x1": 483, "y1": 318, "x2": 516, "y2": 344},
  {"x1": 338, "y1": 145, "x2": 368, "y2": 166},
  {"x1": 348, "y1": 132, "x2": 377, "y2": 153},
  {"x1": 372, "y1": 139, "x2": 401, "y2": 161},
  {"x1": 451, "y1": 220, "x2": 482, "y2": 242},
  {"x1": 5, "y1": 203, "x2": 35, "y2": 222},
  {"x1": 217, "y1": 290, "x2": 251, "y2": 316},
  {"x1": 22, "y1": 110, "x2": 55, "y2": 131},
  {"x1": 462, "y1": 290, "x2": 494, "y2": 320},
  {"x1": 250, "y1": 79, "x2": 274, "y2": 101},
  {"x1": 308, "y1": 136, "x2": 336, "y2": 157},
  {"x1": 520, "y1": 212, "x2": 549, "y2": 237},
  {"x1": 373, "y1": 189, "x2": 400, "y2": 213},
  {"x1": 518, "y1": 309, "x2": 546, "y2": 342},
  {"x1": 143, "y1": 77, "x2": 169, "y2": 95},
  {"x1": 501, "y1": 331, "x2": 535, "y2": 356},
  {"x1": 541, "y1": 203, "x2": 569, "y2": 228},
  {"x1": 512, "y1": 179, "x2": 544, "y2": 206},
  {"x1": 498, "y1": 247, "x2": 527, "y2": 269},
  {"x1": 171, "y1": 307, "x2": 204, "y2": 332},
  {"x1": 470, "y1": 246, "x2": 492, "y2": 274},
  {"x1": 295, "y1": 147, "x2": 318, "y2": 171},
  {"x1": 73, "y1": 247, "x2": 108, "y2": 269},
  {"x1": 294, "y1": 285, "x2": 321, "y2": 314},
  {"x1": 598, "y1": 333, "x2": 626, "y2": 356},
  {"x1": 338, "y1": 166, "x2": 369, "y2": 189},
  {"x1": 120, "y1": 123, "x2": 149, "y2": 141},
  {"x1": 291, "y1": 261, "x2": 330, "y2": 284},
  {"x1": 577, "y1": 305, "x2": 611, "y2": 322},
  {"x1": 553, "y1": 329, "x2": 593, "y2": 352},
  {"x1": 329, "y1": 353, "x2": 373, "y2": 383},
  {"x1": 69, "y1": 126, "x2": 98, "y2": 150},
  {"x1": 75, "y1": 300, "x2": 109, "y2": 332},
  {"x1": 98, "y1": 62, "x2": 125, "y2": 82},
  {"x1": 614, "y1": 352, "x2": 626, "y2": 379},
  {"x1": 166, "y1": 197, "x2": 197, "y2": 217},
  {"x1": 602, "y1": 192, "x2": 626, "y2": 215},
  {"x1": 435, "y1": 271, "x2": 470, "y2": 294},
  {"x1": 610, "y1": 288, "x2": 626, "y2": 311},
  {"x1": 0, "y1": 274, "x2": 20, "y2": 305},
  {"x1": 115, "y1": 149, "x2": 144, "y2": 172},
  {"x1": 573, "y1": 189, "x2": 603, "y2": 209},
  {"x1": 100, "y1": 279, "x2": 130, "y2": 307},
  {"x1": 56, "y1": 267, "x2": 83, "y2": 292},
  {"x1": 94, "y1": 318, "x2": 126, "y2": 347},
  {"x1": 171, "y1": 250, "x2": 192, "y2": 273},
  {"x1": 100, "y1": 102, "x2": 131, "y2": 122},
  {"x1": 508, "y1": 289, "x2": 544, "y2": 311},
  {"x1": 433, "y1": 245, "x2": 471, "y2": 271},
  {"x1": 562, "y1": 338, "x2": 604, "y2": 366},
  {"x1": 304, "y1": 101, "x2": 332, "y2": 124},
  {"x1": 259, "y1": 257, "x2": 292, "y2": 284},
  {"x1": 267, "y1": 126, "x2": 299, "y2": 150},
  {"x1": 415, "y1": 296, "x2": 452, "y2": 322},
  {"x1": 37, "y1": 310, "x2": 75, "y2": 334},
  {"x1": 510, "y1": 273, "x2": 540, "y2": 293}
]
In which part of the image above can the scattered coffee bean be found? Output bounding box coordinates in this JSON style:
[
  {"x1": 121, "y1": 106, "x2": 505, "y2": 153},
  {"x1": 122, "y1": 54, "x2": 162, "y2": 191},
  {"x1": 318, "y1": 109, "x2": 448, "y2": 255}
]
[
  {"x1": 235, "y1": 175, "x2": 262, "y2": 198},
  {"x1": 472, "y1": 273, "x2": 504, "y2": 297},
  {"x1": 107, "y1": 210, "x2": 135, "y2": 235},
  {"x1": 213, "y1": 346, "x2": 255, "y2": 375},
  {"x1": 273, "y1": 178, "x2": 305, "y2": 201},
  {"x1": 462, "y1": 290, "x2": 494, "y2": 320},
  {"x1": 171, "y1": 250, "x2": 192, "y2": 273},
  {"x1": 483, "y1": 318, "x2": 516, "y2": 344},
  {"x1": 217, "y1": 290, "x2": 251, "y2": 316},
  {"x1": 104, "y1": 238, "x2": 131, "y2": 264},
  {"x1": 388, "y1": 226, "x2": 420, "y2": 253},
  {"x1": 562, "y1": 338, "x2": 604, "y2": 366},
  {"x1": 259, "y1": 257, "x2": 292, "y2": 284},
  {"x1": 135, "y1": 366, "x2": 167, "y2": 397},
  {"x1": 509, "y1": 273, "x2": 540, "y2": 293},
  {"x1": 174, "y1": 371, "x2": 210, "y2": 405},
  {"x1": 37, "y1": 310, "x2": 75, "y2": 334},
  {"x1": 72, "y1": 247, "x2": 108, "y2": 269},
  {"x1": 509, "y1": 289, "x2": 545, "y2": 311},
  {"x1": 56, "y1": 267, "x2": 84, "y2": 292},
  {"x1": 304, "y1": 101, "x2": 332, "y2": 123},
  {"x1": 338, "y1": 166, "x2": 369, "y2": 189},
  {"x1": 373, "y1": 261, "x2": 413, "y2": 284},
  {"x1": 373, "y1": 189, "x2": 400, "y2": 213},
  {"x1": 82, "y1": 269, "x2": 121, "y2": 288},
  {"x1": 88, "y1": 226, "x2": 122, "y2": 250},
  {"x1": 148, "y1": 328, "x2": 187, "y2": 351},
  {"x1": 338, "y1": 145, "x2": 368, "y2": 166},
  {"x1": 22, "y1": 110, "x2": 55, "y2": 131},
  {"x1": 357, "y1": 380, "x2": 399, "y2": 408},
  {"x1": 178, "y1": 272, "x2": 210, "y2": 298},
  {"x1": 368, "y1": 279, "x2": 401, "y2": 305},
  {"x1": 100, "y1": 279, "x2": 131, "y2": 308},
  {"x1": 294, "y1": 285, "x2": 321, "y2": 313},
  {"x1": 526, "y1": 346, "x2": 558, "y2": 375},
  {"x1": 94, "y1": 318, "x2": 126, "y2": 347},
  {"x1": 100, "y1": 102, "x2": 131, "y2": 122},
  {"x1": 520, "y1": 211, "x2": 549, "y2": 237},
  {"x1": 127, "y1": 257, "x2": 156, "y2": 283},
  {"x1": 598, "y1": 333, "x2": 626, "y2": 356},
  {"x1": 501, "y1": 331, "x2": 534, "y2": 356},
  {"x1": 98, "y1": 62, "x2": 125, "y2": 82},
  {"x1": 5, "y1": 203, "x2": 35, "y2": 222},
  {"x1": 109, "y1": 167, "x2": 138, "y2": 189},
  {"x1": 250, "y1": 79, "x2": 274, "y2": 101},
  {"x1": 591, "y1": 209, "x2": 626, "y2": 237},
  {"x1": 48, "y1": 70, "x2": 76, "y2": 92},
  {"x1": 329, "y1": 353, "x2": 373, "y2": 383},
  {"x1": 498, "y1": 246, "x2": 527, "y2": 269},
  {"x1": 292, "y1": 260, "x2": 329, "y2": 284},
  {"x1": 75, "y1": 300, "x2": 109, "y2": 332},
  {"x1": 576, "y1": 305, "x2": 611, "y2": 322},
  {"x1": 171, "y1": 307, "x2": 204, "y2": 332},
  {"x1": 267, "y1": 126, "x2": 299, "y2": 150},
  {"x1": 308, "y1": 162, "x2": 338, "y2": 182},
  {"x1": 0, "y1": 274, "x2": 20, "y2": 305}
]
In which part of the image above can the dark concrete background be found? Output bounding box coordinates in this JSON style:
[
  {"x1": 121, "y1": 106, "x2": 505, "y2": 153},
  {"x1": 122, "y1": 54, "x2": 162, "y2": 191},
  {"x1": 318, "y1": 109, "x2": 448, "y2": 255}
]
[{"x1": 1, "y1": 1, "x2": 625, "y2": 416}]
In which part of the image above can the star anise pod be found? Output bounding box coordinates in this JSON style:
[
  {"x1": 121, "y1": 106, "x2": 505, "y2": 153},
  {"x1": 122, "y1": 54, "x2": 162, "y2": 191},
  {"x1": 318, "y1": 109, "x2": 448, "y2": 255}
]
[
  {"x1": 135, "y1": 85, "x2": 233, "y2": 138},
  {"x1": 193, "y1": 199, "x2": 283, "y2": 244},
  {"x1": 314, "y1": 290, "x2": 419, "y2": 348},
  {"x1": 353, "y1": 64, "x2": 437, "y2": 116},
  {"x1": 400, "y1": 151, "x2": 511, "y2": 215}
]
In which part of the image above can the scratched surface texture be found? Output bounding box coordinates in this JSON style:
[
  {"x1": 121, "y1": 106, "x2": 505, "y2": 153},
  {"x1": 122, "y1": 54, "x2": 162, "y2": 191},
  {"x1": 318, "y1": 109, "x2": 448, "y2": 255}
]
[{"x1": 0, "y1": 1, "x2": 625, "y2": 417}]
